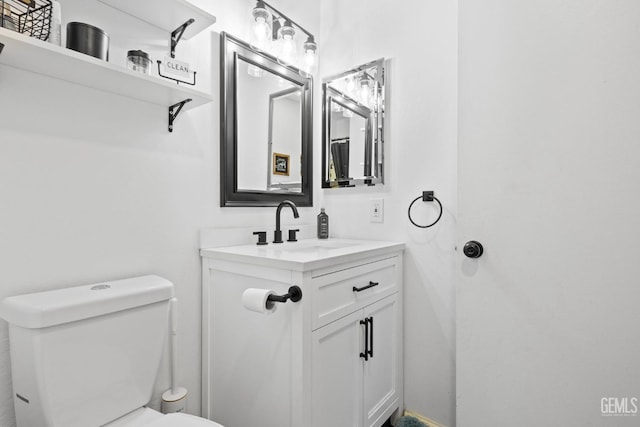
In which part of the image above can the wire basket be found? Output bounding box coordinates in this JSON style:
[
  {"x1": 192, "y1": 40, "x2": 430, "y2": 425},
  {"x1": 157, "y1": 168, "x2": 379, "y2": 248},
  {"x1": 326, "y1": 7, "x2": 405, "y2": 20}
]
[{"x1": 1, "y1": 0, "x2": 52, "y2": 41}]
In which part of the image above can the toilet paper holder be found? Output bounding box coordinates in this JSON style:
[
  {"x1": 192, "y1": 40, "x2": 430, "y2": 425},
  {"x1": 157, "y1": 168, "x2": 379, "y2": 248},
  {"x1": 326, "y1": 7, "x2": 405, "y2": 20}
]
[{"x1": 267, "y1": 286, "x2": 303, "y2": 304}]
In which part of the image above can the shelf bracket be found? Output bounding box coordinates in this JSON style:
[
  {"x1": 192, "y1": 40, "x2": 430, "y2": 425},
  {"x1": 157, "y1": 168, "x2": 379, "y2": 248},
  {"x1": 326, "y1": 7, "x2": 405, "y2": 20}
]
[
  {"x1": 168, "y1": 99, "x2": 192, "y2": 132},
  {"x1": 171, "y1": 19, "x2": 195, "y2": 58},
  {"x1": 0, "y1": 42, "x2": 4, "y2": 56}
]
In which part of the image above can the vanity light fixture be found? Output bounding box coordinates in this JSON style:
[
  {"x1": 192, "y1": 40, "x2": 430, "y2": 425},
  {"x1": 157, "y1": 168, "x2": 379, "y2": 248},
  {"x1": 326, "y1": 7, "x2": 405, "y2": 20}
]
[{"x1": 249, "y1": 0, "x2": 318, "y2": 76}]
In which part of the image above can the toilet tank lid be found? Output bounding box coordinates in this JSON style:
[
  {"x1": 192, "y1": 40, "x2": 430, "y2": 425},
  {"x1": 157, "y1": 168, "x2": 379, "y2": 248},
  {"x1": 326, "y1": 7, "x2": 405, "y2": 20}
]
[{"x1": 0, "y1": 275, "x2": 174, "y2": 329}]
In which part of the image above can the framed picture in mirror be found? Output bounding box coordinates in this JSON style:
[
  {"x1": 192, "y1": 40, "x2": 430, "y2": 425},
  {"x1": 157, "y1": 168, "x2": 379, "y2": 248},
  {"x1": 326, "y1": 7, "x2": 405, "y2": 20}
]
[{"x1": 273, "y1": 153, "x2": 290, "y2": 176}]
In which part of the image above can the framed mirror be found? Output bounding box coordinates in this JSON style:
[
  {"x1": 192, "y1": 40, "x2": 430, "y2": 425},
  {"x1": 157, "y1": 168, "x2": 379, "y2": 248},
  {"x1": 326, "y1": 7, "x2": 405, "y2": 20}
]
[
  {"x1": 322, "y1": 58, "x2": 386, "y2": 188},
  {"x1": 220, "y1": 32, "x2": 313, "y2": 207}
]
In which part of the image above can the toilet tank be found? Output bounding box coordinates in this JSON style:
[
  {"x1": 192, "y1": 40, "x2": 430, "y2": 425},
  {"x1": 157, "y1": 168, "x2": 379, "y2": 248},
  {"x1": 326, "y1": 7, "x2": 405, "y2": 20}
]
[{"x1": 0, "y1": 275, "x2": 174, "y2": 427}]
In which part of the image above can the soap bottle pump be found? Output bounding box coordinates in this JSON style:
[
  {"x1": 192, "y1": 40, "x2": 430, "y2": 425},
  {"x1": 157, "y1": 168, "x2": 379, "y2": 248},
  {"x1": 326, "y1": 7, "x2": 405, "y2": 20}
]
[{"x1": 317, "y1": 208, "x2": 329, "y2": 239}]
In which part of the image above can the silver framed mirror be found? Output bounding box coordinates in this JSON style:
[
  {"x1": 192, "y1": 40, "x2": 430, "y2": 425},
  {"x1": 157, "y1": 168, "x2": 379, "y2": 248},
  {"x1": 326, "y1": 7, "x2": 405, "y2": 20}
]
[
  {"x1": 322, "y1": 58, "x2": 385, "y2": 188},
  {"x1": 220, "y1": 32, "x2": 313, "y2": 207}
]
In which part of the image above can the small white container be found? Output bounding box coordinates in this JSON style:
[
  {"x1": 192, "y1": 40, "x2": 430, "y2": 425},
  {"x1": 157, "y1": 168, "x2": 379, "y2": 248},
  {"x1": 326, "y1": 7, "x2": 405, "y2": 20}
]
[{"x1": 127, "y1": 50, "x2": 151, "y2": 75}]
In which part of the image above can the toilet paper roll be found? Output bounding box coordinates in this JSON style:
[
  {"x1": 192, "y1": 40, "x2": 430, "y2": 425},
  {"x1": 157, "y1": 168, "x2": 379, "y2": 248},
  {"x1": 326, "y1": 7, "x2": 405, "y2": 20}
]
[{"x1": 242, "y1": 288, "x2": 278, "y2": 314}]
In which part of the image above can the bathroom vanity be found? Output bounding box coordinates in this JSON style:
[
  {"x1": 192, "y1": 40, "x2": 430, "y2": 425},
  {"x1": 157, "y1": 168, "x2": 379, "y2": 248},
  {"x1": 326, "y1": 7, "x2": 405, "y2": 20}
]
[{"x1": 201, "y1": 239, "x2": 404, "y2": 427}]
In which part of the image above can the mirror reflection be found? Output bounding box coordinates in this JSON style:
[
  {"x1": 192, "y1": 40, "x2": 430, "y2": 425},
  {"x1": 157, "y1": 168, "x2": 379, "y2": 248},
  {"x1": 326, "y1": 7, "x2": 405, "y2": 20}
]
[
  {"x1": 236, "y1": 60, "x2": 302, "y2": 192},
  {"x1": 268, "y1": 88, "x2": 302, "y2": 191},
  {"x1": 221, "y1": 32, "x2": 313, "y2": 207},
  {"x1": 322, "y1": 58, "x2": 385, "y2": 188}
]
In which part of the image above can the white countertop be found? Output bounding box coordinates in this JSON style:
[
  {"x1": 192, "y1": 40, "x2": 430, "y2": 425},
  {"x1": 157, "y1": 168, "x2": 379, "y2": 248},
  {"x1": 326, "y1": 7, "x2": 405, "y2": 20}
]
[{"x1": 200, "y1": 238, "x2": 404, "y2": 271}]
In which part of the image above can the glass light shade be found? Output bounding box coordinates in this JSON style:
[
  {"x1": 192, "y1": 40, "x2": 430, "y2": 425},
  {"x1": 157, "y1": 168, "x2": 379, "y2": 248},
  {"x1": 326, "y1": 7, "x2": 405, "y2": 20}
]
[
  {"x1": 276, "y1": 21, "x2": 297, "y2": 66},
  {"x1": 249, "y1": 3, "x2": 272, "y2": 52},
  {"x1": 300, "y1": 37, "x2": 317, "y2": 76}
]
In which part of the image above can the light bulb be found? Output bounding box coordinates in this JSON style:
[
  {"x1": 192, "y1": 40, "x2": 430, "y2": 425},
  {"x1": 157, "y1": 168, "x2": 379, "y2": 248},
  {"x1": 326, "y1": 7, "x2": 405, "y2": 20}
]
[
  {"x1": 282, "y1": 35, "x2": 294, "y2": 54},
  {"x1": 254, "y1": 17, "x2": 268, "y2": 40}
]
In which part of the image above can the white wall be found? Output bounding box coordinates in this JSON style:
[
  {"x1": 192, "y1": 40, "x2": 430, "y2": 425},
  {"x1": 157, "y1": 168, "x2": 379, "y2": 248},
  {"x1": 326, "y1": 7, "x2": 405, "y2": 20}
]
[
  {"x1": 0, "y1": 1, "x2": 320, "y2": 426},
  {"x1": 0, "y1": 0, "x2": 457, "y2": 425},
  {"x1": 319, "y1": 0, "x2": 458, "y2": 425}
]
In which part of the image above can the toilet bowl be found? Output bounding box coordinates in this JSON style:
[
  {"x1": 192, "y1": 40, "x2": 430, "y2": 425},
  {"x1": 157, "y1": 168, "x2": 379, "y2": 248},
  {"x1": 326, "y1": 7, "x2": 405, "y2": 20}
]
[{"x1": 0, "y1": 275, "x2": 225, "y2": 427}]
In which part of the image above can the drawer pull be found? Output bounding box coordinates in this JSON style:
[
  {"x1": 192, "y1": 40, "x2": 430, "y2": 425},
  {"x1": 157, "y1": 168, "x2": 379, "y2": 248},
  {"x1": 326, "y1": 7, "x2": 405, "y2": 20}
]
[
  {"x1": 360, "y1": 319, "x2": 369, "y2": 361},
  {"x1": 359, "y1": 317, "x2": 374, "y2": 361},
  {"x1": 368, "y1": 316, "x2": 374, "y2": 358},
  {"x1": 353, "y1": 281, "x2": 379, "y2": 293}
]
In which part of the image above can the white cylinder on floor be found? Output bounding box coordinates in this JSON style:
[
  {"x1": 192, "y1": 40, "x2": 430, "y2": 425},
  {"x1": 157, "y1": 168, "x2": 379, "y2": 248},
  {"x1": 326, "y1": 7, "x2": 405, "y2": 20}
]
[{"x1": 161, "y1": 387, "x2": 188, "y2": 414}]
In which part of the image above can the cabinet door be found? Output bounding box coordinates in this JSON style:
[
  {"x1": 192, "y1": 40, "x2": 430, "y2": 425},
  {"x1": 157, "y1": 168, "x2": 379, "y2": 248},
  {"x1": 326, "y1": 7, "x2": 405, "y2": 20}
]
[
  {"x1": 311, "y1": 310, "x2": 365, "y2": 427},
  {"x1": 363, "y1": 295, "x2": 400, "y2": 427}
]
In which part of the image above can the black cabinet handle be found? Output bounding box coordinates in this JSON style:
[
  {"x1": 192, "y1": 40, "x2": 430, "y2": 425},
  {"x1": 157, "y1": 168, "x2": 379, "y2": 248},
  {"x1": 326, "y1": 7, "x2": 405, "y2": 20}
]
[
  {"x1": 359, "y1": 319, "x2": 369, "y2": 361},
  {"x1": 368, "y1": 317, "x2": 374, "y2": 358},
  {"x1": 353, "y1": 281, "x2": 379, "y2": 293}
]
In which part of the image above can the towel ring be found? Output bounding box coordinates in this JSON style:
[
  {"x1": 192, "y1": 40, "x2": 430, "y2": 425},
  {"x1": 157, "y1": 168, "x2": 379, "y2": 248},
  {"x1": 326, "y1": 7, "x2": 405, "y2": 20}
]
[{"x1": 408, "y1": 191, "x2": 443, "y2": 228}]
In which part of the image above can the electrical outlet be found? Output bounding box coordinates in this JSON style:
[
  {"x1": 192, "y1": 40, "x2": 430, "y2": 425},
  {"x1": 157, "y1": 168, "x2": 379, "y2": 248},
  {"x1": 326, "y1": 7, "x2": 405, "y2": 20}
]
[{"x1": 370, "y1": 199, "x2": 384, "y2": 223}]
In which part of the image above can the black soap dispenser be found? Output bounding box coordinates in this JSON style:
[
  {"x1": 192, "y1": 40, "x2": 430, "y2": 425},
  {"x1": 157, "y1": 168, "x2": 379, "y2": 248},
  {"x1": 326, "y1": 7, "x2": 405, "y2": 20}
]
[{"x1": 317, "y1": 208, "x2": 329, "y2": 239}]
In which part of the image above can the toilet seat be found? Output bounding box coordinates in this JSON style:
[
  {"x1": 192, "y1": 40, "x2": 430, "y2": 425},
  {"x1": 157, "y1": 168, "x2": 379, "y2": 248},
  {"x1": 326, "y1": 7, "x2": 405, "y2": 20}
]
[
  {"x1": 105, "y1": 408, "x2": 223, "y2": 427},
  {"x1": 146, "y1": 413, "x2": 224, "y2": 427}
]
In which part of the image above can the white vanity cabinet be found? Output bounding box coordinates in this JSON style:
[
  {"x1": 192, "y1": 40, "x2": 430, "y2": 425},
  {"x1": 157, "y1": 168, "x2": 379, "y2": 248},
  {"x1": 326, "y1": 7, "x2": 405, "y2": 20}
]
[
  {"x1": 312, "y1": 295, "x2": 399, "y2": 427},
  {"x1": 201, "y1": 239, "x2": 404, "y2": 427}
]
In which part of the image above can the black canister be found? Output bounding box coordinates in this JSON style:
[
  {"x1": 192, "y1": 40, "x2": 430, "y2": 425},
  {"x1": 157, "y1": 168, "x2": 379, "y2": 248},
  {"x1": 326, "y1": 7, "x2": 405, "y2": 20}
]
[{"x1": 66, "y1": 22, "x2": 109, "y2": 61}]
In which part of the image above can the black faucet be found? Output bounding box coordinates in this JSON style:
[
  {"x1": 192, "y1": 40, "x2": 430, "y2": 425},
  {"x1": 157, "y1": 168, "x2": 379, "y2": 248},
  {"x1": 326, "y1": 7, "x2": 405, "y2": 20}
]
[{"x1": 274, "y1": 200, "x2": 299, "y2": 243}]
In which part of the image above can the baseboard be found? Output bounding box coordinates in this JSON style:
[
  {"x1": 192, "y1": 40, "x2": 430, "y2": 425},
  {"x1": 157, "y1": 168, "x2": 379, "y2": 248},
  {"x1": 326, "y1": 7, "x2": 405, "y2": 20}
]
[{"x1": 403, "y1": 409, "x2": 448, "y2": 427}]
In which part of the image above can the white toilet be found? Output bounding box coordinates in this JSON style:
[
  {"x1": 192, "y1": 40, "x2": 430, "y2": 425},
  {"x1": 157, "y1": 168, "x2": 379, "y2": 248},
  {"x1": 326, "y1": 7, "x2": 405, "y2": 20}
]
[{"x1": 0, "y1": 275, "x2": 223, "y2": 427}]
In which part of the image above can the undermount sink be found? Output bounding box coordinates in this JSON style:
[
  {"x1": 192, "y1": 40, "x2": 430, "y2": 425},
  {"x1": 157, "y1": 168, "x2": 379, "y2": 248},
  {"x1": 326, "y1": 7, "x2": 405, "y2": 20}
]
[
  {"x1": 278, "y1": 240, "x2": 359, "y2": 253},
  {"x1": 201, "y1": 238, "x2": 404, "y2": 271}
]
